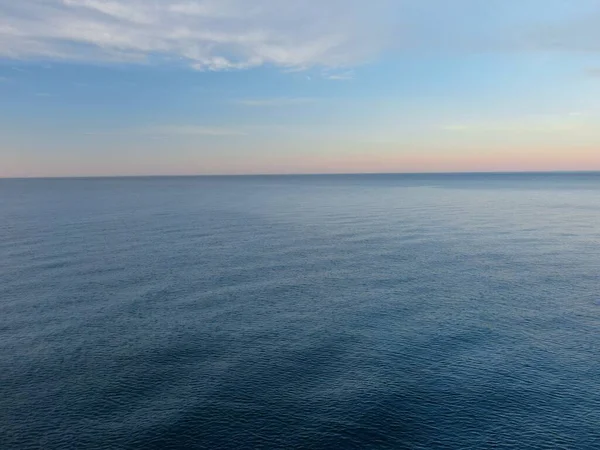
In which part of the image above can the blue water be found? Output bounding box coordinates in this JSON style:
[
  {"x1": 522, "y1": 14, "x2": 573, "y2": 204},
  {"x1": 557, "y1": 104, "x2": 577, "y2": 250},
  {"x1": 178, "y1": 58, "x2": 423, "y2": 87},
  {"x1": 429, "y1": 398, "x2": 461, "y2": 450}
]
[{"x1": 1, "y1": 173, "x2": 599, "y2": 449}]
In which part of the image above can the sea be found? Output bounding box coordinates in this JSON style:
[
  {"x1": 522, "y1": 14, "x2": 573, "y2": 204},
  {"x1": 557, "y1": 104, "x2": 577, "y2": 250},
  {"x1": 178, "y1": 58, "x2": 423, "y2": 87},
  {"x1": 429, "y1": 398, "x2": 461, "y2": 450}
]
[{"x1": 1, "y1": 173, "x2": 599, "y2": 449}]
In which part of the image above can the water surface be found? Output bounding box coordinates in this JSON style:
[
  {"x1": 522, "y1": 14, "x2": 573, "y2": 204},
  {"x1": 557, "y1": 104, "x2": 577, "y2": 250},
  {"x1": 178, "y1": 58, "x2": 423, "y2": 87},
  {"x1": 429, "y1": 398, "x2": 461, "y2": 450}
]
[{"x1": 1, "y1": 173, "x2": 599, "y2": 449}]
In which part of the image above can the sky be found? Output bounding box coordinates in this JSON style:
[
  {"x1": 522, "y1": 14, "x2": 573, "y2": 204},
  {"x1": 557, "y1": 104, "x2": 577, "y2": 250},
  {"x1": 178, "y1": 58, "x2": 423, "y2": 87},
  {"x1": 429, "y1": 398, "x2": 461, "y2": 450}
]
[{"x1": 1, "y1": 0, "x2": 600, "y2": 177}]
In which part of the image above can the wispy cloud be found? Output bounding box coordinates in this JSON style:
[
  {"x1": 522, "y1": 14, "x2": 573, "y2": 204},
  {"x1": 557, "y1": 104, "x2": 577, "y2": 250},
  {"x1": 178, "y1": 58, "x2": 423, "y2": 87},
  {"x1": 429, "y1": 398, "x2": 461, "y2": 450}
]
[
  {"x1": 81, "y1": 125, "x2": 247, "y2": 138},
  {"x1": 2, "y1": 1, "x2": 597, "y2": 73},
  {"x1": 0, "y1": 0, "x2": 393, "y2": 71},
  {"x1": 234, "y1": 97, "x2": 317, "y2": 107},
  {"x1": 529, "y1": 8, "x2": 600, "y2": 53},
  {"x1": 0, "y1": 76, "x2": 9, "y2": 82},
  {"x1": 586, "y1": 68, "x2": 600, "y2": 77},
  {"x1": 147, "y1": 125, "x2": 247, "y2": 136},
  {"x1": 323, "y1": 70, "x2": 354, "y2": 81},
  {"x1": 442, "y1": 114, "x2": 588, "y2": 134},
  {"x1": 78, "y1": 122, "x2": 321, "y2": 139}
]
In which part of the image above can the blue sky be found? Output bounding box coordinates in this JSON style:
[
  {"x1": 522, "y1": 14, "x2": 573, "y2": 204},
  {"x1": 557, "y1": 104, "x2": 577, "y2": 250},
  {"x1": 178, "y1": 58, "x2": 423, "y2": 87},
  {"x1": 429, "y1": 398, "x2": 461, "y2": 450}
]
[{"x1": 1, "y1": 0, "x2": 600, "y2": 176}]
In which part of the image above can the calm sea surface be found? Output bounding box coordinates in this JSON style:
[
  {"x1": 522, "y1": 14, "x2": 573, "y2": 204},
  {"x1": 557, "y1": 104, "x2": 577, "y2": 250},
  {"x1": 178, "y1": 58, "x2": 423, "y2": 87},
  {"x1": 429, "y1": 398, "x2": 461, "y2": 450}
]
[{"x1": 1, "y1": 173, "x2": 599, "y2": 449}]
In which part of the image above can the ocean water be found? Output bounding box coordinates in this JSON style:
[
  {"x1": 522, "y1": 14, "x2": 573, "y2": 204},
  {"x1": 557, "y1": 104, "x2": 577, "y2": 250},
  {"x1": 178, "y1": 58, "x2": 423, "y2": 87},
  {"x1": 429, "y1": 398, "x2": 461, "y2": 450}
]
[{"x1": 1, "y1": 173, "x2": 599, "y2": 449}]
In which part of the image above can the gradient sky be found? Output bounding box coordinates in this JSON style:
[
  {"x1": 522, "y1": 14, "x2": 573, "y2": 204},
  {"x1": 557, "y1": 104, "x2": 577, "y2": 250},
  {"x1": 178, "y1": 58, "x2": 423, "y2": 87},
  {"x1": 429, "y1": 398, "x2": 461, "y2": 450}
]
[{"x1": 1, "y1": 0, "x2": 600, "y2": 177}]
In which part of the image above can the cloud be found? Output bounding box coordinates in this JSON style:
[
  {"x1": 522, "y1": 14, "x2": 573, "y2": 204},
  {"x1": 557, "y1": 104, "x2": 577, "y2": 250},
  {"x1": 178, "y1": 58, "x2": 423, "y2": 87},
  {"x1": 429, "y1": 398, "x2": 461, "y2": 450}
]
[
  {"x1": 2, "y1": 1, "x2": 596, "y2": 73},
  {"x1": 442, "y1": 114, "x2": 587, "y2": 134},
  {"x1": 234, "y1": 97, "x2": 317, "y2": 107},
  {"x1": 147, "y1": 125, "x2": 247, "y2": 136},
  {"x1": 323, "y1": 70, "x2": 354, "y2": 80},
  {"x1": 0, "y1": 76, "x2": 9, "y2": 82},
  {"x1": 80, "y1": 125, "x2": 247, "y2": 138},
  {"x1": 78, "y1": 122, "x2": 319, "y2": 139},
  {"x1": 528, "y1": 7, "x2": 600, "y2": 53},
  {"x1": 587, "y1": 68, "x2": 600, "y2": 77},
  {"x1": 0, "y1": 0, "x2": 392, "y2": 71}
]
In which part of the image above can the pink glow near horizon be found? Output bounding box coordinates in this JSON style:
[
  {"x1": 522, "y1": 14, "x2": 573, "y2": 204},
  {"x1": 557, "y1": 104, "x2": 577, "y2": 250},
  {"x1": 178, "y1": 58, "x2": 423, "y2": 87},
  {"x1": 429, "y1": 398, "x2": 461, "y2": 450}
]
[{"x1": 2, "y1": 148, "x2": 599, "y2": 178}]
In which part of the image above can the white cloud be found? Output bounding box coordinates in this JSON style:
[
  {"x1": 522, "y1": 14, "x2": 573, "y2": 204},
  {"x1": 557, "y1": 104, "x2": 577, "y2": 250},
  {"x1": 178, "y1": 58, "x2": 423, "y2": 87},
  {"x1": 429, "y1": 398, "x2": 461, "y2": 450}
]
[
  {"x1": 323, "y1": 70, "x2": 355, "y2": 80},
  {"x1": 234, "y1": 97, "x2": 317, "y2": 107},
  {"x1": 0, "y1": 0, "x2": 392, "y2": 71},
  {"x1": 2, "y1": 1, "x2": 594, "y2": 73}
]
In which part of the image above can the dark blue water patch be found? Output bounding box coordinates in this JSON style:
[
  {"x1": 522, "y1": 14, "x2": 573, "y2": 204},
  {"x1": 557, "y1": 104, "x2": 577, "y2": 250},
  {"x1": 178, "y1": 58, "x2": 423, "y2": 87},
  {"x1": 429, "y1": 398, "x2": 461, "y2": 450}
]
[{"x1": 1, "y1": 174, "x2": 600, "y2": 449}]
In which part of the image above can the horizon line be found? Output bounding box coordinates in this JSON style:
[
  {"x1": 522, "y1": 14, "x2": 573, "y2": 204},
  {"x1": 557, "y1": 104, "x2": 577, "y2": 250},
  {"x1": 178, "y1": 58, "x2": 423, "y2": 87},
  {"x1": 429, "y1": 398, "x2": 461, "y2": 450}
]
[{"x1": 2, "y1": 170, "x2": 600, "y2": 181}]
